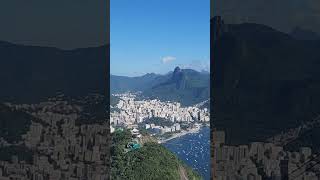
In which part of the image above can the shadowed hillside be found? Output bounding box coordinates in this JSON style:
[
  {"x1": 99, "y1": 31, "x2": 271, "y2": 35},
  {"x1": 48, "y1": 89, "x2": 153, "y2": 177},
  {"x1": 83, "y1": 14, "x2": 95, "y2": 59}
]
[{"x1": 0, "y1": 41, "x2": 108, "y2": 103}]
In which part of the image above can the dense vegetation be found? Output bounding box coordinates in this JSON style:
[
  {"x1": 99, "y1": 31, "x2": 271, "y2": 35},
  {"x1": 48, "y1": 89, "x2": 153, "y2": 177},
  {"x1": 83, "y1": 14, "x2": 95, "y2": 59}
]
[
  {"x1": 145, "y1": 68, "x2": 209, "y2": 106},
  {"x1": 111, "y1": 73, "x2": 165, "y2": 94},
  {"x1": 212, "y1": 17, "x2": 320, "y2": 145},
  {"x1": 110, "y1": 95, "x2": 120, "y2": 107},
  {"x1": 110, "y1": 95, "x2": 121, "y2": 113},
  {"x1": 111, "y1": 130, "x2": 201, "y2": 180}
]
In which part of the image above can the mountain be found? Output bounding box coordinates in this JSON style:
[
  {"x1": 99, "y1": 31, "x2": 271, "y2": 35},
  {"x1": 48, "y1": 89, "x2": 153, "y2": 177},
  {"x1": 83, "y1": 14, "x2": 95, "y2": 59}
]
[
  {"x1": 212, "y1": 17, "x2": 320, "y2": 145},
  {"x1": 144, "y1": 67, "x2": 210, "y2": 106},
  {"x1": 0, "y1": 41, "x2": 108, "y2": 103},
  {"x1": 111, "y1": 130, "x2": 201, "y2": 180},
  {"x1": 111, "y1": 67, "x2": 210, "y2": 106},
  {"x1": 110, "y1": 73, "x2": 166, "y2": 93},
  {"x1": 290, "y1": 27, "x2": 320, "y2": 41}
]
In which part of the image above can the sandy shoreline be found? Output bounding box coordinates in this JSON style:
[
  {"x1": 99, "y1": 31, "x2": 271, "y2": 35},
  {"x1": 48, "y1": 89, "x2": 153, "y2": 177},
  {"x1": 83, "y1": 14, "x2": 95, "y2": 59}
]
[{"x1": 158, "y1": 126, "x2": 203, "y2": 144}]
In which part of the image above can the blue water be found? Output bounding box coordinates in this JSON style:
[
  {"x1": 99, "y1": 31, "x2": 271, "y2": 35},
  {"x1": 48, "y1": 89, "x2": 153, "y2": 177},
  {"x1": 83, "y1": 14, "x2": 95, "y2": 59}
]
[{"x1": 164, "y1": 127, "x2": 210, "y2": 180}]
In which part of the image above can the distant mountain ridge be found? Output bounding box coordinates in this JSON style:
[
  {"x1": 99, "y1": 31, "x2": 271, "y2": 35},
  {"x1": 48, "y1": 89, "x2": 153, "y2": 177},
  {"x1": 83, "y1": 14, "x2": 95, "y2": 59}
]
[
  {"x1": 290, "y1": 27, "x2": 320, "y2": 41},
  {"x1": 110, "y1": 73, "x2": 166, "y2": 94},
  {"x1": 0, "y1": 41, "x2": 108, "y2": 103},
  {"x1": 111, "y1": 67, "x2": 209, "y2": 106}
]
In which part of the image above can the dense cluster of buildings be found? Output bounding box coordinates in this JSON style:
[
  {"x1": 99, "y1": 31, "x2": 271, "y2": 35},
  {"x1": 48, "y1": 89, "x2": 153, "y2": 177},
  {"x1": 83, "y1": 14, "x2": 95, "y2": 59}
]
[
  {"x1": 110, "y1": 93, "x2": 209, "y2": 131},
  {"x1": 145, "y1": 122, "x2": 181, "y2": 134},
  {"x1": 213, "y1": 131, "x2": 319, "y2": 180},
  {"x1": 0, "y1": 96, "x2": 110, "y2": 180}
]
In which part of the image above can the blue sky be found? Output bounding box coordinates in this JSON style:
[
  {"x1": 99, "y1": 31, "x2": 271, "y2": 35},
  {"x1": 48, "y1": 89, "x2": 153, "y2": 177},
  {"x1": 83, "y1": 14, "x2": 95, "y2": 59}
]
[{"x1": 111, "y1": 0, "x2": 210, "y2": 77}]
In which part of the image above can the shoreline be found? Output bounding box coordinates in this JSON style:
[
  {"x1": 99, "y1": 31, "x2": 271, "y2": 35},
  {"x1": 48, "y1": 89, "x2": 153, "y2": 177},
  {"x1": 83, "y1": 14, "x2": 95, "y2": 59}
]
[
  {"x1": 160, "y1": 125, "x2": 210, "y2": 180},
  {"x1": 158, "y1": 125, "x2": 208, "y2": 144}
]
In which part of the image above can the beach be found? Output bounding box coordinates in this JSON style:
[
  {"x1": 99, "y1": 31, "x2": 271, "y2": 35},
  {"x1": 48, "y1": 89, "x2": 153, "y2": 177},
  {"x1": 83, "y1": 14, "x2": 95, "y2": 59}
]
[{"x1": 158, "y1": 126, "x2": 201, "y2": 144}]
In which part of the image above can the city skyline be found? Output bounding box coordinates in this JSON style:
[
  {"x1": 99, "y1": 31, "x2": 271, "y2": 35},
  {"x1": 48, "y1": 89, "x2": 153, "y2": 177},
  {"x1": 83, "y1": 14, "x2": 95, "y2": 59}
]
[{"x1": 111, "y1": 0, "x2": 210, "y2": 77}]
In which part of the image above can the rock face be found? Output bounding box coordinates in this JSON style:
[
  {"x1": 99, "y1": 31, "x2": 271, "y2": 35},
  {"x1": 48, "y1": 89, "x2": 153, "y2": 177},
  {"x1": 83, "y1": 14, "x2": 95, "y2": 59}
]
[
  {"x1": 173, "y1": 66, "x2": 181, "y2": 74},
  {"x1": 171, "y1": 66, "x2": 186, "y2": 90}
]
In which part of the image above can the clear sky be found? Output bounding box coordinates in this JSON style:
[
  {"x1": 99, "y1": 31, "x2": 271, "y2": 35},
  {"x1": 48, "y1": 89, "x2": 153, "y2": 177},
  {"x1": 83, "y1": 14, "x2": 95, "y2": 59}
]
[{"x1": 111, "y1": 0, "x2": 210, "y2": 77}]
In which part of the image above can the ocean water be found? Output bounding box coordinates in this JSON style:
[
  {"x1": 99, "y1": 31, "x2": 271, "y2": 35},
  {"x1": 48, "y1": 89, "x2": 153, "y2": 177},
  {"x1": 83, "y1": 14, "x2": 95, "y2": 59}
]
[{"x1": 164, "y1": 127, "x2": 210, "y2": 180}]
